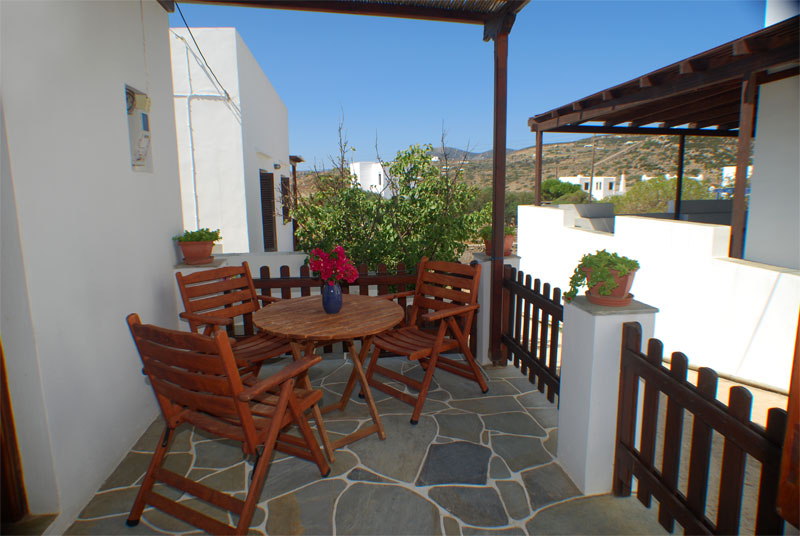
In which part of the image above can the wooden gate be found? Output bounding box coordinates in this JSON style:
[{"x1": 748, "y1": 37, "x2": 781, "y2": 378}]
[
  {"x1": 500, "y1": 265, "x2": 563, "y2": 403},
  {"x1": 614, "y1": 322, "x2": 788, "y2": 534}
]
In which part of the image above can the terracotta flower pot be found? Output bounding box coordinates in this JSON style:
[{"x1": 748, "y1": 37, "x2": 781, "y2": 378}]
[
  {"x1": 584, "y1": 268, "x2": 637, "y2": 307},
  {"x1": 178, "y1": 241, "x2": 214, "y2": 265},
  {"x1": 483, "y1": 234, "x2": 515, "y2": 257}
]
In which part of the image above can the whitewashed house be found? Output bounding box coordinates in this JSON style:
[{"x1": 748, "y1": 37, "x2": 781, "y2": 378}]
[
  {"x1": 170, "y1": 27, "x2": 294, "y2": 253},
  {"x1": 350, "y1": 161, "x2": 392, "y2": 198},
  {"x1": 2, "y1": 2, "x2": 184, "y2": 532},
  {"x1": 559, "y1": 174, "x2": 626, "y2": 200}
]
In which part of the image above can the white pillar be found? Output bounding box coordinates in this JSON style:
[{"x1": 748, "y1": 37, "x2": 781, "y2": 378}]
[
  {"x1": 472, "y1": 252, "x2": 520, "y2": 366},
  {"x1": 557, "y1": 296, "x2": 658, "y2": 495}
]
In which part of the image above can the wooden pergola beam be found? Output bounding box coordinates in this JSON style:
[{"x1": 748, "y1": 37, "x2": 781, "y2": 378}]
[
  {"x1": 183, "y1": 0, "x2": 492, "y2": 24},
  {"x1": 730, "y1": 72, "x2": 757, "y2": 259},
  {"x1": 534, "y1": 124, "x2": 739, "y2": 137},
  {"x1": 528, "y1": 42, "x2": 797, "y2": 132}
]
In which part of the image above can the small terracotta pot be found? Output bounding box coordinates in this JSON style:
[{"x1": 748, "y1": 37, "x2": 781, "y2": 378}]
[
  {"x1": 584, "y1": 268, "x2": 636, "y2": 306},
  {"x1": 178, "y1": 241, "x2": 214, "y2": 265},
  {"x1": 483, "y1": 234, "x2": 515, "y2": 257}
]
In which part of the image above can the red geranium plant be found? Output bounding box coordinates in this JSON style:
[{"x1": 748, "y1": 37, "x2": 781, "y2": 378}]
[{"x1": 308, "y1": 245, "x2": 359, "y2": 286}]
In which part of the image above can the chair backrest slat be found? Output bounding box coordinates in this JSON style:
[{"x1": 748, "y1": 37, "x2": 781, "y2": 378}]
[
  {"x1": 184, "y1": 297, "x2": 256, "y2": 319},
  {"x1": 424, "y1": 259, "x2": 477, "y2": 276},
  {"x1": 150, "y1": 377, "x2": 239, "y2": 419},
  {"x1": 421, "y1": 271, "x2": 475, "y2": 292},
  {"x1": 135, "y1": 338, "x2": 226, "y2": 375},
  {"x1": 180, "y1": 276, "x2": 251, "y2": 299},
  {"x1": 418, "y1": 282, "x2": 473, "y2": 305},
  {"x1": 146, "y1": 359, "x2": 232, "y2": 396},
  {"x1": 178, "y1": 265, "x2": 252, "y2": 284}
]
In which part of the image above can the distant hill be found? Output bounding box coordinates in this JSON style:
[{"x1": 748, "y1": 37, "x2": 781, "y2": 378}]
[
  {"x1": 297, "y1": 134, "x2": 743, "y2": 196},
  {"x1": 430, "y1": 146, "x2": 517, "y2": 162},
  {"x1": 448, "y1": 134, "x2": 742, "y2": 192}
]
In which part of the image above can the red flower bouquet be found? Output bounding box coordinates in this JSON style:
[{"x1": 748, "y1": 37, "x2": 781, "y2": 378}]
[{"x1": 308, "y1": 245, "x2": 359, "y2": 286}]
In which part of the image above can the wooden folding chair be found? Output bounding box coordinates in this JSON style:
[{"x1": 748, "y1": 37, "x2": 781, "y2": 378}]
[
  {"x1": 364, "y1": 257, "x2": 488, "y2": 424},
  {"x1": 125, "y1": 314, "x2": 330, "y2": 535},
  {"x1": 176, "y1": 261, "x2": 291, "y2": 378}
]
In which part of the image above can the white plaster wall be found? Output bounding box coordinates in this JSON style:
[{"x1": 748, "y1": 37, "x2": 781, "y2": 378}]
[
  {"x1": 170, "y1": 28, "x2": 249, "y2": 253},
  {"x1": 746, "y1": 76, "x2": 800, "y2": 269},
  {"x1": 1, "y1": 1, "x2": 181, "y2": 531},
  {"x1": 1, "y1": 103, "x2": 60, "y2": 514},
  {"x1": 236, "y1": 32, "x2": 293, "y2": 252},
  {"x1": 765, "y1": 0, "x2": 799, "y2": 25},
  {"x1": 518, "y1": 205, "x2": 799, "y2": 391}
]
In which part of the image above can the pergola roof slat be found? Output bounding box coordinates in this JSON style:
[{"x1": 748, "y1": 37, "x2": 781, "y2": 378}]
[{"x1": 182, "y1": 0, "x2": 528, "y2": 25}]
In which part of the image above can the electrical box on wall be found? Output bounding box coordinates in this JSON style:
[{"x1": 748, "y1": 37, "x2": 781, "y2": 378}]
[{"x1": 126, "y1": 85, "x2": 152, "y2": 172}]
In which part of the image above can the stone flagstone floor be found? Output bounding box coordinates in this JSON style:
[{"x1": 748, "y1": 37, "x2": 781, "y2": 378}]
[{"x1": 67, "y1": 354, "x2": 666, "y2": 535}]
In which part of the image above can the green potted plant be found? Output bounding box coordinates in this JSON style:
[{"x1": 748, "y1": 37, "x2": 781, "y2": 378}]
[
  {"x1": 173, "y1": 228, "x2": 221, "y2": 265},
  {"x1": 564, "y1": 249, "x2": 639, "y2": 306},
  {"x1": 478, "y1": 224, "x2": 515, "y2": 257}
]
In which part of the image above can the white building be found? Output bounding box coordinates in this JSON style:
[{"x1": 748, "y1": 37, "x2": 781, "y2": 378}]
[
  {"x1": 560, "y1": 174, "x2": 626, "y2": 200},
  {"x1": 350, "y1": 161, "x2": 391, "y2": 198},
  {"x1": 721, "y1": 165, "x2": 754, "y2": 187},
  {"x1": 170, "y1": 28, "x2": 294, "y2": 253},
  {"x1": 2, "y1": 2, "x2": 183, "y2": 531}
]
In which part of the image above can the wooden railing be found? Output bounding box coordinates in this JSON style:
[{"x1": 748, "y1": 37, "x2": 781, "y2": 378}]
[
  {"x1": 500, "y1": 265, "x2": 563, "y2": 403},
  {"x1": 614, "y1": 322, "x2": 788, "y2": 535},
  {"x1": 256, "y1": 263, "x2": 415, "y2": 300}
]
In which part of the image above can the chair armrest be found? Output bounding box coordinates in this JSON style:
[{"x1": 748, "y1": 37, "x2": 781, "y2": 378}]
[
  {"x1": 379, "y1": 290, "x2": 415, "y2": 301},
  {"x1": 179, "y1": 312, "x2": 233, "y2": 327},
  {"x1": 256, "y1": 294, "x2": 281, "y2": 305},
  {"x1": 421, "y1": 303, "x2": 479, "y2": 323},
  {"x1": 238, "y1": 355, "x2": 322, "y2": 402}
]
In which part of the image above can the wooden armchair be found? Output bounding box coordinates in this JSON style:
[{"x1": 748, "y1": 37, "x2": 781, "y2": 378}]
[
  {"x1": 125, "y1": 313, "x2": 330, "y2": 535},
  {"x1": 364, "y1": 257, "x2": 488, "y2": 424},
  {"x1": 175, "y1": 261, "x2": 290, "y2": 376},
  {"x1": 176, "y1": 262, "x2": 334, "y2": 462}
]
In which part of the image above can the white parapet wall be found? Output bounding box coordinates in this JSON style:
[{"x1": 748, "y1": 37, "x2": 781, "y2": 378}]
[{"x1": 517, "y1": 205, "x2": 800, "y2": 392}]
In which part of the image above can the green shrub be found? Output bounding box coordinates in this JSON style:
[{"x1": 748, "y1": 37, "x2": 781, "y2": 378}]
[{"x1": 173, "y1": 228, "x2": 221, "y2": 242}]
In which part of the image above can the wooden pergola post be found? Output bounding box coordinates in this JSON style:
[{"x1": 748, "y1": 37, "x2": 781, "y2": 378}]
[
  {"x1": 488, "y1": 25, "x2": 511, "y2": 365},
  {"x1": 730, "y1": 72, "x2": 757, "y2": 259},
  {"x1": 534, "y1": 129, "x2": 543, "y2": 206},
  {"x1": 673, "y1": 134, "x2": 685, "y2": 220}
]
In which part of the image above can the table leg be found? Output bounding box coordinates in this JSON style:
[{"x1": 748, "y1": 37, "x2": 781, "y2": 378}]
[
  {"x1": 348, "y1": 336, "x2": 385, "y2": 441},
  {"x1": 321, "y1": 337, "x2": 385, "y2": 449},
  {"x1": 289, "y1": 341, "x2": 335, "y2": 464}
]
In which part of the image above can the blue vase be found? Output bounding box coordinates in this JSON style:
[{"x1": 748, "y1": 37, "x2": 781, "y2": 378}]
[{"x1": 322, "y1": 282, "x2": 342, "y2": 314}]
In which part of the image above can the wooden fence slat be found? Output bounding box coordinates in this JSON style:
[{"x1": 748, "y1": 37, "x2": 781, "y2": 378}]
[
  {"x1": 299, "y1": 265, "x2": 311, "y2": 296},
  {"x1": 548, "y1": 286, "x2": 561, "y2": 405},
  {"x1": 259, "y1": 266, "x2": 272, "y2": 298},
  {"x1": 279, "y1": 266, "x2": 292, "y2": 299},
  {"x1": 637, "y1": 338, "x2": 664, "y2": 508},
  {"x1": 716, "y1": 386, "x2": 752, "y2": 535},
  {"x1": 755, "y1": 407, "x2": 787, "y2": 534},
  {"x1": 614, "y1": 322, "x2": 642, "y2": 497},
  {"x1": 502, "y1": 266, "x2": 514, "y2": 366},
  {"x1": 658, "y1": 352, "x2": 688, "y2": 532},
  {"x1": 520, "y1": 273, "x2": 531, "y2": 376},
  {"x1": 686, "y1": 367, "x2": 718, "y2": 522},
  {"x1": 532, "y1": 279, "x2": 542, "y2": 389},
  {"x1": 539, "y1": 283, "x2": 552, "y2": 400},
  {"x1": 358, "y1": 264, "x2": 369, "y2": 295}
]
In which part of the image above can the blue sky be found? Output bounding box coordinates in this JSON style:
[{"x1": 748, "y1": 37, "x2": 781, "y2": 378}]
[{"x1": 169, "y1": 1, "x2": 766, "y2": 170}]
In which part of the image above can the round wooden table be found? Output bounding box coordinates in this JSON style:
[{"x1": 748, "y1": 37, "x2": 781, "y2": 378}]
[{"x1": 253, "y1": 294, "x2": 404, "y2": 450}]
